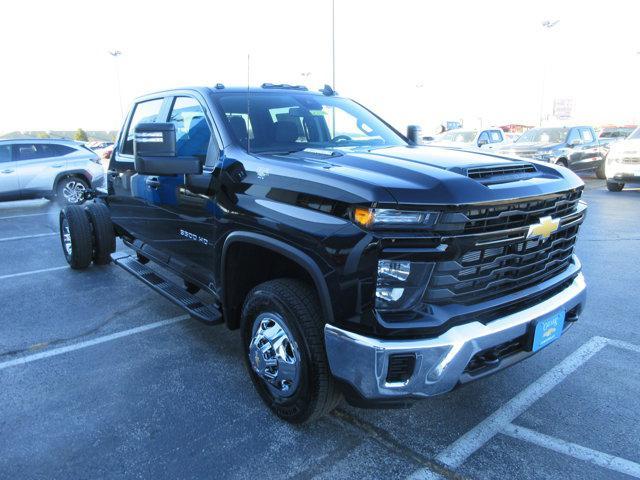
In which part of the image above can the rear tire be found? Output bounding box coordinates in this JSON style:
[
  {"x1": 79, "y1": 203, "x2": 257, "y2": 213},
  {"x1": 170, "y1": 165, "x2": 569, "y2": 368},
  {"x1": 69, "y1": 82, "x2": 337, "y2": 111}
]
[
  {"x1": 85, "y1": 202, "x2": 116, "y2": 265},
  {"x1": 57, "y1": 176, "x2": 89, "y2": 205},
  {"x1": 240, "y1": 279, "x2": 341, "y2": 424},
  {"x1": 595, "y1": 162, "x2": 606, "y2": 179},
  {"x1": 606, "y1": 181, "x2": 624, "y2": 192},
  {"x1": 59, "y1": 205, "x2": 93, "y2": 269}
]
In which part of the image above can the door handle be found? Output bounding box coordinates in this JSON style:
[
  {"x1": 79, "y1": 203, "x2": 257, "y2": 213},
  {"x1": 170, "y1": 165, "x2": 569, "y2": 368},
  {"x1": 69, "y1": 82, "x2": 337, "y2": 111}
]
[
  {"x1": 145, "y1": 177, "x2": 161, "y2": 189},
  {"x1": 51, "y1": 164, "x2": 63, "y2": 168},
  {"x1": 1, "y1": 169, "x2": 13, "y2": 174}
]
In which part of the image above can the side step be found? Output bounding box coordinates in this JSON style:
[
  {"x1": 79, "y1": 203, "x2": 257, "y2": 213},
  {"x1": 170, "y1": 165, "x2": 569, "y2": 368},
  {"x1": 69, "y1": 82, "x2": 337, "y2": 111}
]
[{"x1": 111, "y1": 252, "x2": 223, "y2": 324}]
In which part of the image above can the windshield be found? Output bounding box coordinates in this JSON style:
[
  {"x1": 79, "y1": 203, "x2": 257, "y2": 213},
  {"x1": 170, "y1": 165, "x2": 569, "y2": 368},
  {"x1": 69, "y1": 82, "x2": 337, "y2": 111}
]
[
  {"x1": 629, "y1": 128, "x2": 640, "y2": 140},
  {"x1": 212, "y1": 92, "x2": 406, "y2": 153},
  {"x1": 448, "y1": 131, "x2": 476, "y2": 143},
  {"x1": 516, "y1": 127, "x2": 569, "y2": 144},
  {"x1": 600, "y1": 127, "x2": 635, "y2": 139}
]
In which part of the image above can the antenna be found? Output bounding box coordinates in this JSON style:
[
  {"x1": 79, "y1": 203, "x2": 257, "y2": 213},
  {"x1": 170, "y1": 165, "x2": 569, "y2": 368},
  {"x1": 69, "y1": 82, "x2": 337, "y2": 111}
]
[{"x1": 247, "y1": 54, "x2": 251, "y2": 154}]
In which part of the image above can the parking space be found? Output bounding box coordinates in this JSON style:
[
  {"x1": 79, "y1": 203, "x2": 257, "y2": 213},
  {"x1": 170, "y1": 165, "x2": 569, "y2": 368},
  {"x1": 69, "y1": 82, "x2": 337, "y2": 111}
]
[{"x1": 1, "y1": 175, "x2": 639, "y2": 479}]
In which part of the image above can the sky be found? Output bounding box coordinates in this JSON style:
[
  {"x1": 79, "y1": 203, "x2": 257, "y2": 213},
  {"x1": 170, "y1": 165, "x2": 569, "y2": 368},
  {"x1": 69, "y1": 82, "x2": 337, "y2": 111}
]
[{"x1": 0, "y1": 0, "x2": 638, "y2": 135}]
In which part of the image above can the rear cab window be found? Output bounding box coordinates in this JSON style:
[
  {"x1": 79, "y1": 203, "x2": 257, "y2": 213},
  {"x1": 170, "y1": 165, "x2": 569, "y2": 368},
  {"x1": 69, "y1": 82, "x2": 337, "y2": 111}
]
[
  {"x1": 579, "y1": 128, "x2": 594, "y2": 143},
  {"x1": 488, "y1": 130, "x2": 503, "y2": 143}
]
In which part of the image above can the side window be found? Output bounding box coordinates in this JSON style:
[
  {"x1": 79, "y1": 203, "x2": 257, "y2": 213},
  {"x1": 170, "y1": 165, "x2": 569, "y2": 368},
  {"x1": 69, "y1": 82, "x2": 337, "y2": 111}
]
[
  {"x1": 15, "y1": 144, "x2": 43, "y2": 161},
  {"x1": 566, "y1": 128, "x2": 581, "y2": 144},
  {"x1": 38, "y1": 144, "x2": 75, "y2": 158},
  {"x1": 579, "y1": 128, "x2": 594, "y2": 143},
  {"x1": 478, "y1": 131, "x2": 490, "y2": 144},
  {"x1": 121, "y1": 98, "x2": 164, "y2": 155},
  {"x1": 0, "y1": 145, "x2": 11, "y2": 163},
  {"x1": 169, "y1": 97, "x2": 211, "y2": 158},
  {"x1": 489, "y1": 130, "x2": 503, "y2": 143}
]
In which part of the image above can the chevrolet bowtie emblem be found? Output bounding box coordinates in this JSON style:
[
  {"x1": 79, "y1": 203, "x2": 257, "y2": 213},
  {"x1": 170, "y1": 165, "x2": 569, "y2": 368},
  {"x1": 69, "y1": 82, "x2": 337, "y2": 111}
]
[{"x1": 526, "y1": 216, "x2": 560, "y2": 240}]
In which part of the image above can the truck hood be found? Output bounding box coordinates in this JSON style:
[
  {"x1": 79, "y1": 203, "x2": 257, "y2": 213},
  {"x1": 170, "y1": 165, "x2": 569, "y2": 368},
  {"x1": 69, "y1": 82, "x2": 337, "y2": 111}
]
[{"x1": 245, "y1": 145, "x2": 583, "y2": 207}]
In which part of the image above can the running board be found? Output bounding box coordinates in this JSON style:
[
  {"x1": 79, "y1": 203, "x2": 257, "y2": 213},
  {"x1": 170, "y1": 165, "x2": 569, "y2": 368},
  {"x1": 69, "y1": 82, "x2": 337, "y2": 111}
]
[{"x1": 111, "y1": 252, "x2": 223, "y2": 324}]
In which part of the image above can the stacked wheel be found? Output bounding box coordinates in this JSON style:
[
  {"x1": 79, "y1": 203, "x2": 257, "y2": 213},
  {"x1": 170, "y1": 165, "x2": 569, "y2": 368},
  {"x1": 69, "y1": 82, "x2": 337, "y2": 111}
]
[{"x1": 59, "y1": 202, "x2": 116, "y2": 269}]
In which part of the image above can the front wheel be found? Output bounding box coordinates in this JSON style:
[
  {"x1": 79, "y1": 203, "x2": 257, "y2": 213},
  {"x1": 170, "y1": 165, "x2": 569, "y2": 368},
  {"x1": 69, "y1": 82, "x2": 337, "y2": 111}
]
[
  {"x1": 606, "y1": 180, "x2": 624, "y2": 192},
  {"x1": 595, "y1": 162, "x2": 606, "y2": 180},
  {"x1": 240, "y1": 279, "x2": 341, "y2": 424}
]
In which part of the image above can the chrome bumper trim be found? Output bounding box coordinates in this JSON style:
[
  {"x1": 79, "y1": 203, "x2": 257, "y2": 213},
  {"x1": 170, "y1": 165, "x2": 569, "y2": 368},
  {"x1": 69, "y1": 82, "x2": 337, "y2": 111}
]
[{"x1": 325, "y1": 268, "x2": 586, "y2": 400}]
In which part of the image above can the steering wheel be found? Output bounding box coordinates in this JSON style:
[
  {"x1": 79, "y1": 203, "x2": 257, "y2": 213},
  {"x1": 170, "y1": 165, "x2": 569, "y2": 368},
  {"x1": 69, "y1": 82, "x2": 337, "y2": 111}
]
[{"x1": 331, "y1": 135, "x2": 353, "y2": 144}]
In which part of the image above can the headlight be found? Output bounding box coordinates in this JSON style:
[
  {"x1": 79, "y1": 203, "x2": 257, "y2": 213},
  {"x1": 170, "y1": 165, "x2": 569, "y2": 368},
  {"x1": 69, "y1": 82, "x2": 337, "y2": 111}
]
[
  {"x1": 375, "y1": 260, "x2": 434, "y2": 311},
  {"x1": 353, "y1": 208, "x2": 438, "y2": 228}
]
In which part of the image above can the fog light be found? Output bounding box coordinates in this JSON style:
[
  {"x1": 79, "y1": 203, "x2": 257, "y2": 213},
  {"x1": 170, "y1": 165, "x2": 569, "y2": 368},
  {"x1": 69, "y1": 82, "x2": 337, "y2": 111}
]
[
  {"x1": 378, "y1": 260, "x2": 411, "y2": 282},
  {"x1": 376, "y1": 287, "x2": 404, "y2": 303}
]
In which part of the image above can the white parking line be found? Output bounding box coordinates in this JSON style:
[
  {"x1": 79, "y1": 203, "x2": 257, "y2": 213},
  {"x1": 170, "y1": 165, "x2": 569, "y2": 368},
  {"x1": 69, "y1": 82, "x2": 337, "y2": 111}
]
[
  {"x1": 0, "y1": 212, "x2": 51, "y2": 220},
  {"x1": 0, "y1": 266, "x2": 68, "y2": 281},
  {"x1": 0, "y1": 315, "x2": 189, "y2": 371},
  {"x1": 0, "y1": 232, "x2": 57, "y2": 242},
  {"x1": 502, "y1": 423, "x2": 640, "y2": 478},
  {"x1": 434, "y1": 336, "x2": 610, "y2": 469}
]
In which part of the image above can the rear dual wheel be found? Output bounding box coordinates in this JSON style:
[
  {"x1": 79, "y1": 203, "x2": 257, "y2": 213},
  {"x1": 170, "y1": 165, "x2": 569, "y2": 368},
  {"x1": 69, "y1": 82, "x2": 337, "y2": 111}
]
[{"x1": 59, "y1": 202, "x2": 115, "y2": 269}]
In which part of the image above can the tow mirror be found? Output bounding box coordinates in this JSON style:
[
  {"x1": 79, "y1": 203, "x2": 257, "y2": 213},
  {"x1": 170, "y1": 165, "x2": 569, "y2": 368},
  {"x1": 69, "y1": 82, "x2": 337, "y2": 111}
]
[
  {"x1": 569, "y1": 138, "x2": 583, "y2": 147},
  {"x1": 407, "y1": 125, "x2": 423, "y2": 145},
  {"x1": 477, "y1": 138, "x2": 489, "y2": 147},
  {"x1": 134, "y1": 123, "x2": 203, "y2": 175}
]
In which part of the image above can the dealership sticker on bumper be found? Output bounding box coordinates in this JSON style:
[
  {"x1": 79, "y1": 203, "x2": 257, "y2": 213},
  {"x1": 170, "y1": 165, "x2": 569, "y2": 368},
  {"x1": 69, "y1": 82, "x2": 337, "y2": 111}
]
[{"x1": 531, "y1": 310, "x2": 565, "y2": 352}]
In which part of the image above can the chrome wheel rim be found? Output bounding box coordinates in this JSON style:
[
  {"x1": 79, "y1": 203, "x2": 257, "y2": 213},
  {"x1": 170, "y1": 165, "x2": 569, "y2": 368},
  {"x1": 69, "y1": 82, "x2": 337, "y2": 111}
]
[
  {"x1": 249, "y1": 312, "x2": 301, "y2": 398},
  {"x1": 61, "y1": 217, "x2": 72, "y2": 257},
  {"x1": 62, "y1": 180, "x2": 86, "y2": 204}
]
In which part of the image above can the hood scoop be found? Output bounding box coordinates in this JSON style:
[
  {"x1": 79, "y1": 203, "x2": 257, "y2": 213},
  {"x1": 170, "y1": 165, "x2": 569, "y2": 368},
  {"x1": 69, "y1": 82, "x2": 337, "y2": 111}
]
[{"x1": 464, "y1": 162, "x2": 538, "y2": 185}]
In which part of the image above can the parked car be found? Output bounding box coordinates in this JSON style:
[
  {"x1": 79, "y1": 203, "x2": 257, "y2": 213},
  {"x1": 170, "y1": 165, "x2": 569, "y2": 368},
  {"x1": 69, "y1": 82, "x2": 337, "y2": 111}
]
[
  {"x1": 59, "y1": 84, "x2": 586, "y2": 423},
  {"x1": 0, "y1": 138, "x2": 104, "y2": 204},
  {"x1": 428, "y1": 127, "x2": 508, "y2": 150},
  {"x1": 598, "y1": 126, "x2": 637, "y2": 149},
  {"x1": 604, "y1": 126, "x2": 640, "y2": 191},
  {"x1": 498, "y1": 126, "x2": 606, "y2": 178}
]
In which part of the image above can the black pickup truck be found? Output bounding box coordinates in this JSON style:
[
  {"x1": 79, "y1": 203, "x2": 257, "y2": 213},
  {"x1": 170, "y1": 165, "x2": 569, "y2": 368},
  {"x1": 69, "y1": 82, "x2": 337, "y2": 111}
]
[
  {"x1": 498, "y1": 125, "x2": 606, "y2": 179},
  {"x1": 59, "y1": 84, "x2": 587, "y2": 423}
]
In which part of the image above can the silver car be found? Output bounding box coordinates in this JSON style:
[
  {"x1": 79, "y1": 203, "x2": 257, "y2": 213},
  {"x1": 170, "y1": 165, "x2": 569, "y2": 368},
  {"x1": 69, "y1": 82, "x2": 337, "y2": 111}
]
[{"x1": 0, "y1": 138, "x2": 105, "y2": 204}]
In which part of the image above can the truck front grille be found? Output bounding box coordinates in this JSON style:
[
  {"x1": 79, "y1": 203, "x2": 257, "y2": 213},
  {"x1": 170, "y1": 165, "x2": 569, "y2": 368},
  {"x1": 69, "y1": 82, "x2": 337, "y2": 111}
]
[
  {"x1": 460, "y1": 189, "x2": 581, "y2": 234},
  {"x1": 426, "y1": 224, "x2": 578, "y2": 303}
]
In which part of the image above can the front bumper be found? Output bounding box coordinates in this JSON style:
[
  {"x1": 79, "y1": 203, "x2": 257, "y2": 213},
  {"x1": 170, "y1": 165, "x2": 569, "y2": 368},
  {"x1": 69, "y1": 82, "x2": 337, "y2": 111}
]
[
  {"x1": 325, "y1": 268, "x2": 586, "y2": 401},
  {"x1": 606, "y1": 161, "x2": 640, "y2": 182}
]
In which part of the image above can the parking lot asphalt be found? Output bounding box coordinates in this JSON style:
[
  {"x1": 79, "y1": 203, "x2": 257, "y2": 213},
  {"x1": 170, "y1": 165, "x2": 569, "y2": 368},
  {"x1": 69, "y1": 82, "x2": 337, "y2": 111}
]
[{"x1": 1, "y1": 176, "x2": 639, "y2": 480}]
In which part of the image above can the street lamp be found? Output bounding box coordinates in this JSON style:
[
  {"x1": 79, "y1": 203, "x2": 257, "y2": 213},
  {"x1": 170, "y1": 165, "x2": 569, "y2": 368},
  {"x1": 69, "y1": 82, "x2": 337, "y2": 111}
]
[
  {"x1": 109, "y1": 50, "x2": 124, "y2": 121},
  {"x1": 539, "y1": 20, "x2": 559, "y2": 126}
]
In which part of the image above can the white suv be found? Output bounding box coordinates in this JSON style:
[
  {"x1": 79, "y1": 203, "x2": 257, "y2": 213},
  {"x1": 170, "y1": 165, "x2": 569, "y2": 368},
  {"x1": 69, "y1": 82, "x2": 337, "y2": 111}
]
[
  {"x1": 0, "y1": 139, "x2": 105, "y2": 204},
  {"x1": 605, "y1": 127, "x2": 640, "y2": 192}
]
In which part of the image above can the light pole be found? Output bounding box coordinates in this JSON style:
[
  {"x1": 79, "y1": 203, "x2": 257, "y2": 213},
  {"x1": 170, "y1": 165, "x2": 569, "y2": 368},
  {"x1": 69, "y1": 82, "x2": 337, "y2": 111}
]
[
  {"x1": 109, "y1": 50, "x2": 124, "y2": 121},
  {"x1": 538, "y1": 20, "x2": 559, "y2": 126}
]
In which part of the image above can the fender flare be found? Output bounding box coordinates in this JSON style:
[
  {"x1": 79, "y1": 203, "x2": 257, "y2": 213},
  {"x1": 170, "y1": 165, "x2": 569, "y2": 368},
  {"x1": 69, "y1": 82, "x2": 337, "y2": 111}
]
[
  {"x1": 221, "y1": 231, "x2": 334, "y2": 324},
  {"x1": 53, "y1": 169, "x2": 92, "y2": 190}
]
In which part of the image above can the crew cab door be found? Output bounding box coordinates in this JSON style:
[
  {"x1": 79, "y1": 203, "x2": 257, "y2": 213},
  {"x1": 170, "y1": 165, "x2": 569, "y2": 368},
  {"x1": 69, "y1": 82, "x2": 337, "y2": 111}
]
[
  {"x1": 577, "y1": 127, "x2": 601, "y2": 170},
  {"x1": 108, "y1": 94, "x2": 219, "y2": 289},
  {"x1": 0, "y1": 144, "x2": 19, "y2": 200}
]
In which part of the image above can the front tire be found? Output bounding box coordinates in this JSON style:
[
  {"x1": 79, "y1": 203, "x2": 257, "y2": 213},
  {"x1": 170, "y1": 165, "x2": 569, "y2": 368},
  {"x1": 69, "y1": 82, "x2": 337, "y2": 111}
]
[
  {"x1": 595, "y1": 162, "x2": 606, "y2": 179},
  {"x1": 240, "y1": 279, "x2": 341, "y2": 424},
  {"x1": 606, "y1": 180, "x2": 624, "y2": 192},
  {"x1": 59, "y1": 205, "x2": 93, "y2": 269}
]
